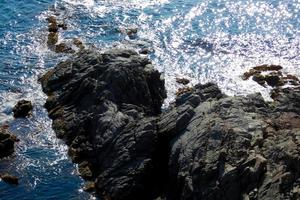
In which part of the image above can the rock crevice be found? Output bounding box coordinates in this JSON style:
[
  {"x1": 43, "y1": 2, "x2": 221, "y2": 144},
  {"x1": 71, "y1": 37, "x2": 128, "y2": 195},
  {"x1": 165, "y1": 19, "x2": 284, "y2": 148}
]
[{"x1": 41, "y1": 48, "x2": 300, "y2": 200}]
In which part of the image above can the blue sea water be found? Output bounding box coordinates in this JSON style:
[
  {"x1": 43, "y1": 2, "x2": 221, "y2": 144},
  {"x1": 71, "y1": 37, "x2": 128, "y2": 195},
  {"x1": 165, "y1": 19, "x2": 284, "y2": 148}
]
[{"x1": 0, "y1": 0, "x2": 299, "y2": 199}]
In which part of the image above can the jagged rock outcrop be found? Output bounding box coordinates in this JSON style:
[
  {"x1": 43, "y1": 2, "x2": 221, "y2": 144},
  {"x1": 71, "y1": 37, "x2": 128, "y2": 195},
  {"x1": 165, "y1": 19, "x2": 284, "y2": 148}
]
[
  {"x1": 41, "y1": 48, "x2": 167, "y2": 200},
  {"x1": 163, "y1": 84, "x2": 300, "y2": 200},
  {"x1": 41, "y1": 48, "x2": 300, "y2": 200}
]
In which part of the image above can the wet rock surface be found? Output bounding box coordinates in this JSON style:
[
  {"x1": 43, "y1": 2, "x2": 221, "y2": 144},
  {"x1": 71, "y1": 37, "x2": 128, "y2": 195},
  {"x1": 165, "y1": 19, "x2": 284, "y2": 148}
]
[
  {"x1": 46, "y1": 15, "x2": 83, "y2": 53},
  {"x1": 0, "y1": 173, "x2": 19, "y2": 185},
  {"x1": 0, "y1": 126, "x2": 17, "y2": 159},
  {"x1": 41, "y1": 49, "x2": 300, "y2": 200},
  {"x1": 176, "y1": 77, "x2": 190, "y2": 85},
  {"x1": 165, "y1": 85, "x2": 300, "y2": 200},
  {"x1": 12, "y1": 100, "x2": 33, "y2": 118},
  {"x1": 243, "y1": 64, "x2": 300, "y2": 102},
  {"x1": 41, "y1": 48, "x2": 167, "y2": 199}
]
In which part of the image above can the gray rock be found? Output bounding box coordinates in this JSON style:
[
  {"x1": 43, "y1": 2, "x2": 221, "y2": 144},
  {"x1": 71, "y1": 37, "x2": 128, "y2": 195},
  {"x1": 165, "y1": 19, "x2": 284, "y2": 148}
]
[
  {"x1": 41, "y1": 48, "x2": 300, "y2": 200},
  {"x1": 41, "y1": 48, "x2": 166, "y2": 200}
]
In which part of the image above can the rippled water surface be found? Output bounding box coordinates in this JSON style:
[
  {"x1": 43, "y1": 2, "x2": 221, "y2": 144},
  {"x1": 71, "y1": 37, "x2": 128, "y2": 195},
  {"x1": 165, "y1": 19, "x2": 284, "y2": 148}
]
[{"x1": 0, "y1": 0, "x2": 299, "y2": 199}]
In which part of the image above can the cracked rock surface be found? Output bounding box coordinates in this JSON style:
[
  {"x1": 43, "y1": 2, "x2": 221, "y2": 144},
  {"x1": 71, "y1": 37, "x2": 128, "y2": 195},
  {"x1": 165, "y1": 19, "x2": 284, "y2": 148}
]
[{"x1": 41, "y1": 48, "x2": 300, "y2": 200}]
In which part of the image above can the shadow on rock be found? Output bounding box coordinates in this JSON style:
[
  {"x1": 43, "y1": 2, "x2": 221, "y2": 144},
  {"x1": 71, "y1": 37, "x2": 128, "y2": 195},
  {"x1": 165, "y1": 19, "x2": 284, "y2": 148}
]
[{"x1": 40, "y1": 49, "x2": 300, "y2": 200}]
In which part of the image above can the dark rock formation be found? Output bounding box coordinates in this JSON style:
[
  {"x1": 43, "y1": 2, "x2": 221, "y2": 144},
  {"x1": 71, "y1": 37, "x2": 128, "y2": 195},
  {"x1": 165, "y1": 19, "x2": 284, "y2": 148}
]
[
  {"x1": 243, "y1": 65, "x2": 300, "y2": 101},
  {"x1": 242, "y1": 64, "x2": 283, "y2": 80},
  {"x1": 176, "y1": 87, "x2": 193, "y2": 96},
  {"x1": 0, "y1": 173, "x2": 19, "y2": 185},
  {"x1": 0, "y1": 126, "x2": 17, "y2": 159},
  {"x1": 139, "y1": 48, "x2": 150, "y2": 55},
  {"x1": 126, "y1": 27, "x2": 138, "y2": 39},
  {"x1": 164, "y1": 84, "x2": 300, "y2": 200},
  {"x1": 41, "y1": 49, "x2": 300, "y2": 200},
  {"x1": 47, "y1": 32, "x2": 58, "y2": 46},
  {"x1": 46, "y1": 15, "x2": 83, "y2": 53},
  {"x1": 55, "y1": 43, "x2": 75, "y2": 53},
  {"x1": 176, "y1": 78, "x2": 190, "y2": 85},
  {"x1": 73, "y1": 38, "x2": 85, "y2": 50},
  {"x1": 12, "y1": 100, "x2": 33, "y2": 118},
  {"x1": 58, "y1": 22, "x2": 67, "y2": 30},
  {"x1": 41, "y1": 48, "x2": 167, "y2": 199},
  {"x1": 47, "y1": 16, "x2": 59, "y2": 47}
]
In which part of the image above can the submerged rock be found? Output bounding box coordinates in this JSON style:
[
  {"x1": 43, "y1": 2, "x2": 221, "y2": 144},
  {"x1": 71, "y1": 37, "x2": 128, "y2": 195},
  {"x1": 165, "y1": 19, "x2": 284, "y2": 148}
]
[
  {"x1": 46, "y1": 16, "x2": 57, "y2": 24},
  {"x1": 243, "y1": 65, "x2": 299, "y2": 100},
  {"x1": 84, "y1": 181, "x2": 96, "y2": 192},
  {"x1": 12, "y1": 100, "x2": 32, "y2": 118},
  {"x1": 41, "y1": 48, "x2": 300, "y2": 200},
  {"x1": 0, "y1": 173, "x2": 19, "y2": 185},
  {"x1": 58, "y1": 22, "x2": 67, "y2": 30}
]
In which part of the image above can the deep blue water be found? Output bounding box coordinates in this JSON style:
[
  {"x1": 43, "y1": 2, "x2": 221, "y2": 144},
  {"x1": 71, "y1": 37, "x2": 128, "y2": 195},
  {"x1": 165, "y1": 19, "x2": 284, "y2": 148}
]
[{"x1": 0, "y1": 0, "x2": 299, "y2": 199}]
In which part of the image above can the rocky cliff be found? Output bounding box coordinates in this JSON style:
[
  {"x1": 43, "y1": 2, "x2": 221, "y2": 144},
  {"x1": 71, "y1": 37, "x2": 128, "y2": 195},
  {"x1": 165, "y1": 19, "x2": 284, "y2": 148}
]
[{"x1": 41, "y1": 48, "x2": 300, "y2": 200}]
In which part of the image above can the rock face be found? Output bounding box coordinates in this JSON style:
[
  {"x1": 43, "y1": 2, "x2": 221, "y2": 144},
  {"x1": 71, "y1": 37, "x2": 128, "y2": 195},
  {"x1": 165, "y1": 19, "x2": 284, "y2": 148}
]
[{"x1": 41, "y1": 48, "x2": 300, "y2": 200}]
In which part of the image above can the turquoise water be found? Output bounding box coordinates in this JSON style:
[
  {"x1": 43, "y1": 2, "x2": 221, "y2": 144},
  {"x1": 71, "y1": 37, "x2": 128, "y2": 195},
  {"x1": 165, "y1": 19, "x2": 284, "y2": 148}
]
[{"x1": 0, "y1": 0, "x2": 299, "y2": 199}]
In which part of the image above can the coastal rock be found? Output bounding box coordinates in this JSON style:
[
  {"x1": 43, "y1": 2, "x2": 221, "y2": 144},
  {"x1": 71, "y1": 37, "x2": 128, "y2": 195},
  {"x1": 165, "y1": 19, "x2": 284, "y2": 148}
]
[
  {"x1": 164, "y1": 83, "x2": 300, "y2": 200},
  {"x1": 41, "y1": 48, "x2": 167, "y2": 200},
  {"x1": 84, "y1": 181, "x2": 96, "y2": 192},
  {"x1": 12, "y1": 100, "x2": 32, "y2": 118},
  {"x1": 73, "y1": 38, "x2": 85, "y2": 50},
  {"x1": 176, "y1": 87, "x2": 193, "y2": 96},
  {"x1": 0, "y1": 173, "x2": 19, "y2": 185},
  {"x1": 47, "y1": 32, "x2": 58, "y2": 46},
  {"x1": 127, "y1": 27, "x2": 138, "y2": 39},
  {"x1": 58, "y1": 22, "x2": 67, "y2": 30},
  {"x1": 41, "y1": 49, "x2": 300, "y2": 200},
  {"x1": 139, "y1": 48, "x2": 150, "y2": 54},
  {"x1": 243, "y1": 65, "x2": 299, "y2": 100},
  {"x1": 48, "y1": 22, "x2": 58, "y2": 33},
  {"x1": 55, "y1": 43, "x2": 75, "y2": 53},
  {"x1": 176, "y1": 77, "x2": 190, "y2": 85},
  {"x1": 0, "y1": 127, "x2": 16, "y2": 159}
]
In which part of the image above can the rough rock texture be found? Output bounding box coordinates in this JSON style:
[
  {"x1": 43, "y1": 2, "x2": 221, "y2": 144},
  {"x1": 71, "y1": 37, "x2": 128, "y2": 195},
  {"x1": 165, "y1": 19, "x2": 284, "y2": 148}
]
[
  {"x1": 41, "y1": 49, "x2": 300, "y2": 200},
  {"x1": 41, "y1": 49, "x2": 167, "y2": 200},
  {"x1": 12, "y1": 100, "x2": 33, "y2": 118},
  {"x1": 0, "y1": 127, "x2": 16, "y2": 159},
  {"x1": 164, "y1": 84, "x2": 300, "y2": 200}
]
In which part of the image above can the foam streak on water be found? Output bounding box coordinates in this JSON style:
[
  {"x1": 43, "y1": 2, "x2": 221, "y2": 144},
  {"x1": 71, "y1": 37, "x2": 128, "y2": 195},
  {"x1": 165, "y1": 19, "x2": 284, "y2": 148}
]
[{"x1": 0, "y1": 0, "x2": 299, "y2": 199}]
